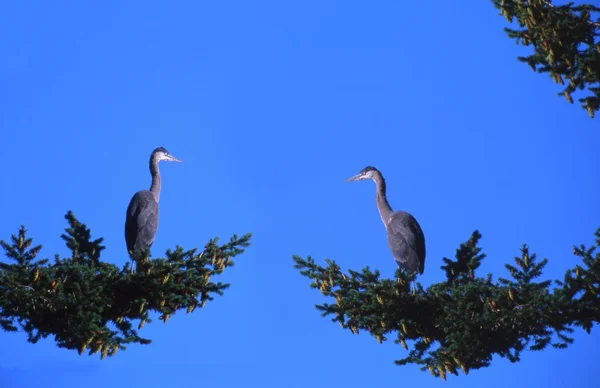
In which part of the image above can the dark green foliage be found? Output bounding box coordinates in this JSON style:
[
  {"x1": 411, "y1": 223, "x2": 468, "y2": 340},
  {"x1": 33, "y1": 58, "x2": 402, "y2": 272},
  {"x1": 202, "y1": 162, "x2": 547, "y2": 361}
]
[
  {"x1": 0, "y1": 211, "x2": 251, "y2": 359},
  {"x1": 491, "y1": 0, "x2": 600, "y2": 118},
  {"x1": 293, "y1": 229, "x2": 600, "y2": 380}
]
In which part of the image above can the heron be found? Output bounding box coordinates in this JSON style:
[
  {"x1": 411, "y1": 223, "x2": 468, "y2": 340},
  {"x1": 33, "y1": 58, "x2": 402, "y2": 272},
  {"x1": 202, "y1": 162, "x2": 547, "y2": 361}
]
[
  {"x1": 345, "y1": 166, "x2": 426, "y2": 294},
  {"x1": 125, "y1": 147, "x2": 181, "y2": 273}
]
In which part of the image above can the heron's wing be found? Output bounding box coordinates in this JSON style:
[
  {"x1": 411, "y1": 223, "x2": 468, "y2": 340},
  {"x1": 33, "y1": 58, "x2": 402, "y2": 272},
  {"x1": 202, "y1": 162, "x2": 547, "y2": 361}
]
[
  {"x1": 386, "y1": 212, "x2": 426, "y2": 274},
  {"x1": 125, "y1": 191, "x2": 159, "y2": 254}
]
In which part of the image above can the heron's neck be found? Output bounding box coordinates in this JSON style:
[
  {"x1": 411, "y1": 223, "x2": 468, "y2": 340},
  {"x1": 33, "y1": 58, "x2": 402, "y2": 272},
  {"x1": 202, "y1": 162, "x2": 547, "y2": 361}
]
[
  {"x1": 149, "y1": 159, "x2": 161, "y2": 202},
  {"x1": 374, "y1": 174, "x2": 393, "y2": 225}
]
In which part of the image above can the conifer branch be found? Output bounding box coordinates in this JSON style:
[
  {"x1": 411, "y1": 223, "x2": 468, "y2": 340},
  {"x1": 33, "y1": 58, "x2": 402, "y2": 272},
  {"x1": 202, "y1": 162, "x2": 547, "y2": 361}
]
[
  {"x1": 0, "y1": 211, "x2": 251, "y2": 359},
  {"x1": 293, "y1": 228, "x2": 600, "y2": 379},
  {"x1": 491, "y1": 0, "x2": 600, "y2": 118}
]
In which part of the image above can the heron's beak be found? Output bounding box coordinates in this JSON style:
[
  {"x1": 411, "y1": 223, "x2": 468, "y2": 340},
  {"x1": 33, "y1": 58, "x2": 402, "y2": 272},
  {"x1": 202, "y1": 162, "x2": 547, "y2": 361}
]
[
  {"x1": 345, "y1": 174, "x2": 362, "y2": 182},
  {"x1": 167, "y1": 155, "x2": 182, "y2": 162}
]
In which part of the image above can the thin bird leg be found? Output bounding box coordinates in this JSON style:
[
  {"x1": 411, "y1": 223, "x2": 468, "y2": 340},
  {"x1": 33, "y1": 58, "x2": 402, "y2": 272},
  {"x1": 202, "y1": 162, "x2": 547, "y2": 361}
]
[
  {"x1": 129, "y1": 251, "x2": 137, "y2": 274},
  {"x1": 411, "y1": 280, "x2": 416, "y2": 295}
]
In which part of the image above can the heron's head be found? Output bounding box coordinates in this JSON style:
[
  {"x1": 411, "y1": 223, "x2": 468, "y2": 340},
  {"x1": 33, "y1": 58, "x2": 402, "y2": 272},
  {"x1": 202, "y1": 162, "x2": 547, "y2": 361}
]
[
  {"x1": 345, "y1": 166, "x2": 379, "y2": 182},
  {"x1": 151, "y1": 147, "x2": 182, "y2": 163}
]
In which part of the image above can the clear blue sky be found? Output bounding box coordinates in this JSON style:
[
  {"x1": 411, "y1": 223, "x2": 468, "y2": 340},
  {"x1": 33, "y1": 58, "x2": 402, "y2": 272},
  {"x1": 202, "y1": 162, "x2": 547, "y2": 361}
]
[{"x1": 1, "y1": 1, "x2": 599, "y2": 387}]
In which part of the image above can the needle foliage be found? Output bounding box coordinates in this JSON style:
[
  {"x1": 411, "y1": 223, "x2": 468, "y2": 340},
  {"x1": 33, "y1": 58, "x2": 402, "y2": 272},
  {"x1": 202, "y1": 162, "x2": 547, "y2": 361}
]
[
  {"x1": 491, "y1": 0, "x2": 600, "y2": 118},
  {"x1": 293, "y1": 229, "x2": 600, "y2": 380},
  {"x1": 0, "y1": 211, "x2": 251, "y2": 359}
]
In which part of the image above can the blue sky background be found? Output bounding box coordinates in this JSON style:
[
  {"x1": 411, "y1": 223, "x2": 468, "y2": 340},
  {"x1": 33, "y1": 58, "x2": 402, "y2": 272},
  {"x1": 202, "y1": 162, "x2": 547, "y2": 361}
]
[{"x1": 1, "y1": 1, "x2": 599, "y2": 387}]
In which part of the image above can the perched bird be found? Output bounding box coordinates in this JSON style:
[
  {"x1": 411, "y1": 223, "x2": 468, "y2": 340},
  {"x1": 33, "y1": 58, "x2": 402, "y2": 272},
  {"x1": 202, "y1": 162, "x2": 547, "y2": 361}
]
[
  {"x1": 125, "y1": 147, "x2": 181, "y2": 272},
  {"x1": 345, "y1": 166, "x2": 426, "y2": 293}
]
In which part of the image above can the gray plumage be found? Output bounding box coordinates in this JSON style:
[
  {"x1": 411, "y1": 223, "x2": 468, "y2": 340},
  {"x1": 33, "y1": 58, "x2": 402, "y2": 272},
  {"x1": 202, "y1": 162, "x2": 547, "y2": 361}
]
[
  {"x1": 125, "y1": 147, "x2": 181, "y2": 272},
  {"x1": 346, "y1": 166, "x2": 426, "y2": 289}
]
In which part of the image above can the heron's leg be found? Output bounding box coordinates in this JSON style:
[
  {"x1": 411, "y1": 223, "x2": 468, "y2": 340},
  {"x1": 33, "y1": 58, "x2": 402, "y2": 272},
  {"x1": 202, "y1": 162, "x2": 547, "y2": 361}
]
[
  {"x1": 411, "y1": 280, "x2": 416, "y2": 295},
  {"x1": 130, "y1": 257, "x2": 137, "y2": 274}
]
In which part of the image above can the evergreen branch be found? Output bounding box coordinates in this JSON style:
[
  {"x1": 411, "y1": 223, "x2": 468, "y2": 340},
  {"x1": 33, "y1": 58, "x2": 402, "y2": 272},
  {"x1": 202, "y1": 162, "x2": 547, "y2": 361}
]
[
  {"x1": 0, "y1": 211, "x2": 251, "y2": 359},
  {"x1": 491, "y1": 0, "x2": 600, "y2": 118},
  {"x1": 540, "y1": 0, "x2": 600, "y2": 27},
  {"x1": 293, "y1": 228, "x2": 600, "y2": 380}
]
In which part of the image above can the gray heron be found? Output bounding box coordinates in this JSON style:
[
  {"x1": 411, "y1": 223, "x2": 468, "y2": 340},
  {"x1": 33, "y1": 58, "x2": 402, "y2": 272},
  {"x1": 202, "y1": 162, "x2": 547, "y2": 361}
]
[
  {"x1": 345, "y1": 166, "x2": 426, "y2": 293},
  {"x1": 125, "y1": 147, "x2": 181, "y2": 273}
]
